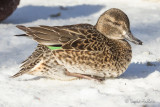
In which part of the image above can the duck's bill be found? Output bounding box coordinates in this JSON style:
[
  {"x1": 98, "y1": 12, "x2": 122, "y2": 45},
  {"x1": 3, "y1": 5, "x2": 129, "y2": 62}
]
[{"x1": 125, "y1": 33, "x2": 143, "y2": 45}]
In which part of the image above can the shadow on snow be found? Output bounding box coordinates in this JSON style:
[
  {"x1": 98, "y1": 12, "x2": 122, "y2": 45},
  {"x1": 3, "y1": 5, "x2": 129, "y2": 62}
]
[
  {"x1": 2, "y1": 4, "x2": 105, "y2": 24},
  {"x1": 121, "y1": 62, "x2": 160, "y2": 79}
]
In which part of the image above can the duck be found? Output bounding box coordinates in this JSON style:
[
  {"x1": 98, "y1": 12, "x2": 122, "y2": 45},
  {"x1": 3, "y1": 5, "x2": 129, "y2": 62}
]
[{"x1": 11, "y1": 8, "x2": 142, "y2": 81}]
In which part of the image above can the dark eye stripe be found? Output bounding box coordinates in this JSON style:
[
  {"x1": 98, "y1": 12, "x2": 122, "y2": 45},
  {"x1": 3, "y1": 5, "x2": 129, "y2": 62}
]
[
  {"x1": 105, "y1": 19, "x2": 112, "y2": 23},
  {"x1": 113, "y1": 22, "x2": 120, "y2": 26},
  {"x1": 105, "y1": 19, "x2": 120, "y2": 26}
]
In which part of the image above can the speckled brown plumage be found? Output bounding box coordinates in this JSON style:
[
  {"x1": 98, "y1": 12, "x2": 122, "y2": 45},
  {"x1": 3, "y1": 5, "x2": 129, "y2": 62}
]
[{"x1": 11, "y1": 8, "x2": 142, "y2": 81}]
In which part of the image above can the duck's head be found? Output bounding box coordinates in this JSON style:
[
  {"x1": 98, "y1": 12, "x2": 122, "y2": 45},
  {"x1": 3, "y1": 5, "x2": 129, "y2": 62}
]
[{"x1": 96, "y1": 8, "x2": 142, "y2": 45}]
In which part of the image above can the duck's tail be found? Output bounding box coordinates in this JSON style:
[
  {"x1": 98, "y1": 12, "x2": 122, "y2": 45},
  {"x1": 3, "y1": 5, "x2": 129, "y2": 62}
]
[{"x1": 11, "y1": 44, "x2": 49, "y2": 78}]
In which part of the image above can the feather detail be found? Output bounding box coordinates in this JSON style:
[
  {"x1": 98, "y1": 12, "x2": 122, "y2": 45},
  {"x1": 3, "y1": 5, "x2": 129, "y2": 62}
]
[{"x1": 16, "y1": 24, "x2": 107, "y2": 51}]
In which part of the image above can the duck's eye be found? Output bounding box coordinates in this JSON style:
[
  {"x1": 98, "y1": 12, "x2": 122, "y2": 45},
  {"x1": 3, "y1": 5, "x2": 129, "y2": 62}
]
[
  {"x1": 113, "y1": 22, "x2": 120, "y2": 26},
  {"x1": 105, "y1": 19, "x2": 120, "y2": 26},
  {"x1": 105, "y1": 19, "x2": 112, "y2": 23}
]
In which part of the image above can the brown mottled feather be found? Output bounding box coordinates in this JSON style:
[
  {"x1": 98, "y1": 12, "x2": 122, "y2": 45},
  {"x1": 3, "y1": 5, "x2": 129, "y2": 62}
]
[
  {"x1": 12, "y1": 8, "x2": 142, "y2": 80},
  {"x1": 13, "y1": 24, "x2": 131, "y2": 78}
]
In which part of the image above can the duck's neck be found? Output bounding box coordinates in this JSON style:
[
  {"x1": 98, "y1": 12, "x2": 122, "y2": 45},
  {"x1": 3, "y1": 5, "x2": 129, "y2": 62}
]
[
  {"x1": 106, "y1": 38, "x2": 132, "y2": 55},
  {"x1": 117, "y1": 39, "x2": 131, "y2": 49}
]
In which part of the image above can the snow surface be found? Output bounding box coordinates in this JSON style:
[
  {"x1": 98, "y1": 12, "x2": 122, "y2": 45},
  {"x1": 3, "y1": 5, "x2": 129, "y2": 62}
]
[{"x1": 0, "y1": 0, "x2": 160, "y2": 107}]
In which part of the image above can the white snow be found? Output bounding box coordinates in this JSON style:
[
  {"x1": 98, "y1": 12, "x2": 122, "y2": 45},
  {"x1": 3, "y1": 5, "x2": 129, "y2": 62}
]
[{"x1": 0, "y1": 0, "x2": 160, "y2": 107}]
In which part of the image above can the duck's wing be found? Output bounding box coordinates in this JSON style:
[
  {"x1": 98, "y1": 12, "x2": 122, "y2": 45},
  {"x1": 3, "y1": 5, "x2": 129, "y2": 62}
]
[{"x1": 16, "y1": 24, "x2": 107, "y2": 51}]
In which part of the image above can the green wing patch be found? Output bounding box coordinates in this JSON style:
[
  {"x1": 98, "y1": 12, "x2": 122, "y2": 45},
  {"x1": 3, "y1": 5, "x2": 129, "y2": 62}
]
[{"x1": 47, "y1": 46, "x2": 62, "y2": 50}]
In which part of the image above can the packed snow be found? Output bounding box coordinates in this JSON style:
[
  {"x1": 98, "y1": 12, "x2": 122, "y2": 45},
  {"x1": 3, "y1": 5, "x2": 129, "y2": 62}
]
[{"x1": 0, "y1": 0, "x2": 160, "y2": 107}]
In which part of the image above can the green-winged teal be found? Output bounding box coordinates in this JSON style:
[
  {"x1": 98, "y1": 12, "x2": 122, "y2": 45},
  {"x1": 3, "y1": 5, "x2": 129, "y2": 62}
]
[{"x1": 12, "y1": 8, "x2": 142, "y2": 81}]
